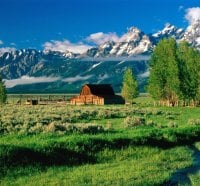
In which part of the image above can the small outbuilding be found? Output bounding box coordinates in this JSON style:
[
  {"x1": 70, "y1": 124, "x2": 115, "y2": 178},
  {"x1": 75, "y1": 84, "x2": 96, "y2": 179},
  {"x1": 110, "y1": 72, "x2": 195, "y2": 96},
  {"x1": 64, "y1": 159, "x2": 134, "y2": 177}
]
[
  {"x1": 70, "y1": 84, "x2": 125, "y2": 105},
  {"x1": 25, "y1": 99, "x2": 38, "y2": 105}
]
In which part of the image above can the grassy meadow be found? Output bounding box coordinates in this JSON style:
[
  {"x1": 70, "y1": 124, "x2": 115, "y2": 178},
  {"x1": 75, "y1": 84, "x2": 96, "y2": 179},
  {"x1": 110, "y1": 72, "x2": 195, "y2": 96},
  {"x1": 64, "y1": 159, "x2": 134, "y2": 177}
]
[{"x1": 0, "y1": 95, "x2": 200, "y2": 185}]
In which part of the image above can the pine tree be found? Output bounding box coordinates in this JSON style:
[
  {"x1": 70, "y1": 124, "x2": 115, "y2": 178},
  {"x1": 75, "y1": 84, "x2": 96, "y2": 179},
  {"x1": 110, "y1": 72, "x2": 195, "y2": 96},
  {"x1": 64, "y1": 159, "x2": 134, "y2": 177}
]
[
  {"x1": 0, "y1": 75, "x2": 7, "y2": 104},
  {"x1": 148, "y1": 38, "x2": 180, "y2": 106},
  {"x1": 121, "y1": 68, "x2": 139, "y2": 103}
]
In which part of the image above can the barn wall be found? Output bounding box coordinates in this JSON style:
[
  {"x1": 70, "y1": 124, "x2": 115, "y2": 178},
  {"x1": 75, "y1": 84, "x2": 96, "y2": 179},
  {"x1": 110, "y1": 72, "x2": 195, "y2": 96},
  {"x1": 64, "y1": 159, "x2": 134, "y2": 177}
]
[{"x1": 70, "y1": 95, "x2": 104, "y2": 105}]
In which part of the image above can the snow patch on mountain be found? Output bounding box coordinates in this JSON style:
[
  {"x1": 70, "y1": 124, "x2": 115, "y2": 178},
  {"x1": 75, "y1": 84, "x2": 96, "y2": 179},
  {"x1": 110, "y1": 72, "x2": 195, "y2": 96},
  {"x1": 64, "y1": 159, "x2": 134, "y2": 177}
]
[{"x1": 89, "y1": 61, "x2": 104, "y2": 71}]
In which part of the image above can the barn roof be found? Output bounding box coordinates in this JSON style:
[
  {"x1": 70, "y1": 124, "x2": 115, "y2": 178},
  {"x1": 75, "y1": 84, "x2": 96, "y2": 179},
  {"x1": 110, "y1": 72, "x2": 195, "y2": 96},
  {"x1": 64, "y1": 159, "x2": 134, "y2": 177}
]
[{"x1": 84, "y1": 84, "x2": 115, "y2": 96}]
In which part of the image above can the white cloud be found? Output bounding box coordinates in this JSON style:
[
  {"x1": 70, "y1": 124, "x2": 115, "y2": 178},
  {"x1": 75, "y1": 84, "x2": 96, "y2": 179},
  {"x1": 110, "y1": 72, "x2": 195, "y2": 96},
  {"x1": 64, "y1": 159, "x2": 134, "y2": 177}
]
[
  {"x1": 4, "y1": 75, "x2": 93, "y2": 88},
  {"x1": 43, "y1": 40, "x2": 91, "y2": 54},
  {"x1": 185, "y1": 7, "x2": 200, "y2": 24},
  {"x1": 4, "y1": 76, "x2": 59, "y2": 88},
  {"x1": 86, "y1": 32, "x2": 120, "y2": 45},
  {"x1": 0, "y1": 40, "x2": 3, "y2": 45},
  {"x1": 62, "y1": 75, "x2": 93, "y2": 83},
  {"x1": 0, "y1": 47, "x2": 16, "y2": 55}
]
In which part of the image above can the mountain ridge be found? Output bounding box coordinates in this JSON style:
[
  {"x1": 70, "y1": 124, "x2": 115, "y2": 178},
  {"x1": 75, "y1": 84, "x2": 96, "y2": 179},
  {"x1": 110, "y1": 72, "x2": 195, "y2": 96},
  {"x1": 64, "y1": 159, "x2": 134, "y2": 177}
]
[{"x1": 0, "y1": 21, "x2": 199, "y2": 93}]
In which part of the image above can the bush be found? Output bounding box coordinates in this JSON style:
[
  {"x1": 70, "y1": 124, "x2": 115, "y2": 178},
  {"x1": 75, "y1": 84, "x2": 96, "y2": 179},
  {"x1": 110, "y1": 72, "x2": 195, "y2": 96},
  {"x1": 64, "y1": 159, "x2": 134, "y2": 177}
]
[
  {"x1": 77, "y1": 124, "x2": 105, "y2": 134},
  {"x1": 152, "y1": 110, "x2": 163, "y2": 115},
  {"x1": 166, "y1": 115, "x2": 176, "y2": 120},
  {"x1": 45, "y1": 122, "x2": 105, "y2": 134},
  {"x1": 124, "y1": 116, "x2": 145, "y2": 128},
  {"x1": 45, "y1": 122, "x2": 67, "y2": 133},
  {"x1": 168, "y1": 121, "x2": 178, "y2": 128},
  {"x1": 188, "y1": 119, "x2": 200, "y2": 125},
  {"x1": 146, "y1": 120, "x2": 156, "y2": 126}
]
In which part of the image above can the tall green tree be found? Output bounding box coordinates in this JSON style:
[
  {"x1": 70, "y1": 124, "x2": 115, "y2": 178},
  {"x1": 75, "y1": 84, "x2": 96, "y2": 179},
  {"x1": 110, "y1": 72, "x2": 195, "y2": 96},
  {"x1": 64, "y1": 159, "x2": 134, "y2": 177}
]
[
  {"x1": 177, "y1": 41, "x2": 200, "y2": 104},
  {"x1": 0, "y1": 75, "x2": 7, "y2": 104},
  {"x1": 121, "y1": 68, "x2": 139, "y2": 103},
  {"x1": 148, "y1": 38, "x2": 180, "y2": 106}
]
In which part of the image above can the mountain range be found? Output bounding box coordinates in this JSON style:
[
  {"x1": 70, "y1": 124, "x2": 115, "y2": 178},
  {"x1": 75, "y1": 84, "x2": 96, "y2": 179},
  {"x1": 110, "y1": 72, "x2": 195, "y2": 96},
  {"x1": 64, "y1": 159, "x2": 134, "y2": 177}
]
[{"x1": 0, "y1": 20, "x2": 199, "y2": 93}]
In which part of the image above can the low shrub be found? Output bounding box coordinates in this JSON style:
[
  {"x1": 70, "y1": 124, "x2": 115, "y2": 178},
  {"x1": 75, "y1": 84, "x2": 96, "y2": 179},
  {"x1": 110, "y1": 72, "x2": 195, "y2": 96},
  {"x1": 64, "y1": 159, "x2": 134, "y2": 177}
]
[
  {"x1": 188, "y1": 119, "x2": 200, "y2": 125},
  {"x1": 106, "y1": 121, "x2": 113, "y2": 130},
  {"x1": 165, "y1": 115, "x2": 176, "y2": 120},
  {"x1": 168, "y1": 121, "x2": 178, "y2": 128},
  {"x1": 152, "y1": 110, "x2": 163, "y2": 115},
  {"x1": 146, "y1": 120, "x2": 156, "y2": 126},
  {"x1": 45, "y1": 123, "x2": 106, "y2": 134},
  {"x1": 77, "y1": 124, "x2": 105, "y2": 134},
  {"x1": 124, "y1": 116, "x2": 145, "y2": 128},
  {"x1": 45, "y1": 122, "x2": 67, "y2": 133}
]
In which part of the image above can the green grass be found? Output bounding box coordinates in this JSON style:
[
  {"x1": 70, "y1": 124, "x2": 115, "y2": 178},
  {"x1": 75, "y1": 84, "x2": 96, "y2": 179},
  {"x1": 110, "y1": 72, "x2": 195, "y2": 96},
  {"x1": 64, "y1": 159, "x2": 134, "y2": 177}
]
[
  {"x1": 1, "y1": 146, "x2": 193, "y2": 186},
  {"x1": 0, "y1": 95, "x2": 200, "y2": 185},
  {"x1": 189, "y1": 172, "x2": 200, "y2": 186}
]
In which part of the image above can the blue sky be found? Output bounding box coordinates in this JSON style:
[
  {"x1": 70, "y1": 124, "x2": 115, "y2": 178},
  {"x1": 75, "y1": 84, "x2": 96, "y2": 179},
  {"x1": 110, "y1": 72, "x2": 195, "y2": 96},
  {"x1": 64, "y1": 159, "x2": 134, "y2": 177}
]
[{"x1": 0, "y1": 0, "x2": 199, "y2": 52}]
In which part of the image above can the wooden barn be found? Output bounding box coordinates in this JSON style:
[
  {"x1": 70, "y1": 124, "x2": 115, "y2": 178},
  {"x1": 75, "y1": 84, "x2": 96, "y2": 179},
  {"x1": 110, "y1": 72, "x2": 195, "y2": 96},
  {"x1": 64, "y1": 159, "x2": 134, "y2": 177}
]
[{"x1": 70, "y1": 84, "x2": 125, "y2": 105}]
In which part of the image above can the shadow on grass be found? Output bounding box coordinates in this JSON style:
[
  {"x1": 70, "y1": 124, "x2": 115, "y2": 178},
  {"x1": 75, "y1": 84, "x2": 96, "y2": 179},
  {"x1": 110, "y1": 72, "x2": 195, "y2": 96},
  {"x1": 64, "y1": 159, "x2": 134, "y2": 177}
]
[
  {"x1": 165, "y1": 145, "x2": 200, "y2": 186},
  {"x1": 0, "y1": 144, "x2": 95, "y2": 179}
]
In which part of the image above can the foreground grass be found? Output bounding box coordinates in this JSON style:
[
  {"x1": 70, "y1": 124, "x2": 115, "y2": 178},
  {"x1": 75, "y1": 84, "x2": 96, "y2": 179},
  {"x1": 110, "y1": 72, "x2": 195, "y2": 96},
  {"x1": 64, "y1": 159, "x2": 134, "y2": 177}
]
[
  {"x1": 1, "y1": 146, "x2": 193, "y2": 186},
  {"x1": 0, "y1": 129, "x2": 199, "y2": 185}
]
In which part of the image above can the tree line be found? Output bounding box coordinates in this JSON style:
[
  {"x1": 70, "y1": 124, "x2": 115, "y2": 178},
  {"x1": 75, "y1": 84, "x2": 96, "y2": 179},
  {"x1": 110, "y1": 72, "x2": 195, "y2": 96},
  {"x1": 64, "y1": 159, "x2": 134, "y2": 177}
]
[{"x1": 121, "y1": 38, "x2": 200, "y2": 106}]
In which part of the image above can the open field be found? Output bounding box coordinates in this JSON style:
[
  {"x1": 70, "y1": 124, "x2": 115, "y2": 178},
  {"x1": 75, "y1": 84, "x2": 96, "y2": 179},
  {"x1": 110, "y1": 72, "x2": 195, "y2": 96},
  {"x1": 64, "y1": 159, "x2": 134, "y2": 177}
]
[{"x1": 0, "y1": 95, "x2": 200, "y2": 185}]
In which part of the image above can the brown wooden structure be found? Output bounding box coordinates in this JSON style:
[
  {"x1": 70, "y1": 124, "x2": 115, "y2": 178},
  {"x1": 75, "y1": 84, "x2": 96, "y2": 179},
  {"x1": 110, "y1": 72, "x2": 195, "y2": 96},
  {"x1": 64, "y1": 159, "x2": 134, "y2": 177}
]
[
  {"x1": 70, "y1": 84, "x2": 125, "y2": 105},
  {"x1": 25, "y1": 99, "x2": 38, "y2": 105}
]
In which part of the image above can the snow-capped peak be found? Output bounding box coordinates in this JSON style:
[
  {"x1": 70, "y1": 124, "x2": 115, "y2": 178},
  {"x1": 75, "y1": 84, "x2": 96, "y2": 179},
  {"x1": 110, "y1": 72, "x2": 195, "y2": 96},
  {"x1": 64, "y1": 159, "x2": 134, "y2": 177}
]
[
  {"x1": 120, "y1": 27, "x2": 143, "y2": 43},
  {"x1": 182, "y1": 19, "x2": 200, "y2": 47},
  {"x1": 152, "y1": 23, "x2": 184, "y2": 39},
  {"x1": 86, "y1": 26, "x2": 152, "y2": 57},
  {"x1": 127, "y1": 26, "x2": 141, "y2": 33}
]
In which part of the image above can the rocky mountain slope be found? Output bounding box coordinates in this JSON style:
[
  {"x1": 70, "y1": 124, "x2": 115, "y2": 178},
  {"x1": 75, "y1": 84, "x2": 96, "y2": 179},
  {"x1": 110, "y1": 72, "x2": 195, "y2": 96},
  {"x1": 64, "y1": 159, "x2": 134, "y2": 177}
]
[{"x1": 0, "y1": 49, "x2": 149, "y2": 93}]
